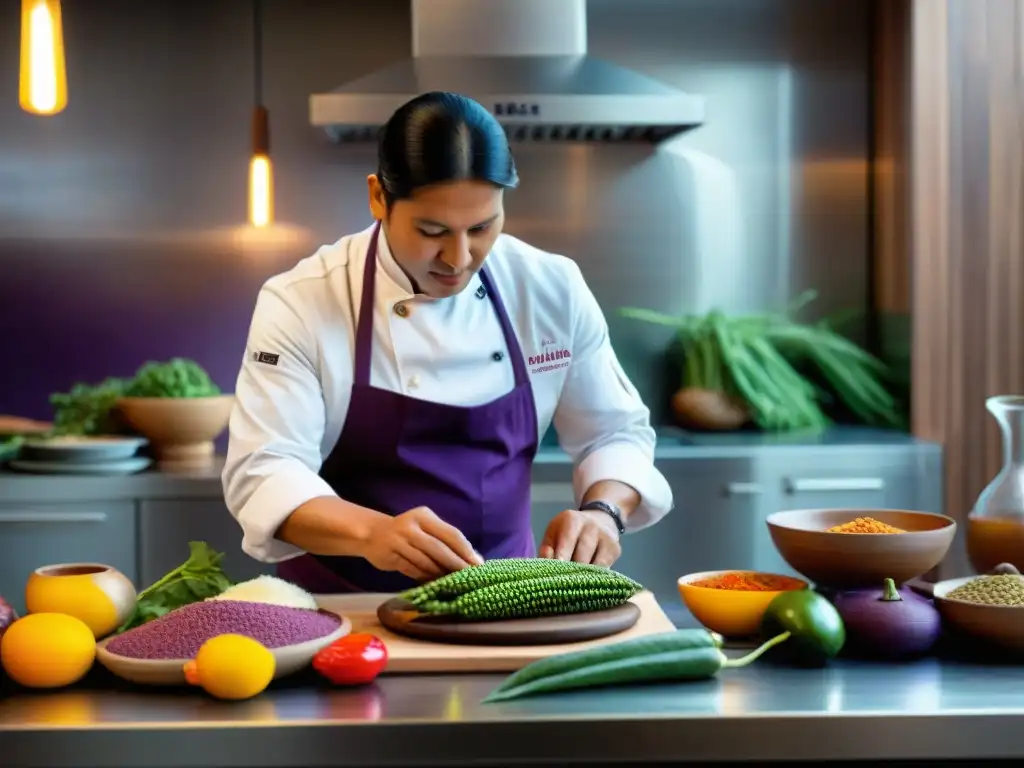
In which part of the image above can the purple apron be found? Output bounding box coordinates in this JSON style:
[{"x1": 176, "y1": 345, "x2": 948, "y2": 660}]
[{"x1": 277, "y1": 222, "x2": 539, "y2": 593}]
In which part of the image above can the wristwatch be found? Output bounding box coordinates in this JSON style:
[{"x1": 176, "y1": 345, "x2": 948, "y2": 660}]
[{"x1": 580, "y1": 500, "x2": 626, "y2": 535}]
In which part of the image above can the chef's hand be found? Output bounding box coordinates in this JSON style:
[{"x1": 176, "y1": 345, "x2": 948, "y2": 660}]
[
  {"x1": 539, "y1": 509, "x2": 621, "y2": 567},
  {"x1": 363, "y1": 506, "x2": 484, "y2": 582}
]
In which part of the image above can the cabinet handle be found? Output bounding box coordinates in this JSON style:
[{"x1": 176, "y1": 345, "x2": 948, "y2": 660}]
[
  {"x1": 724, "y1": 482, "x2": 763, "y2": 496},
  {"x1": 0, "y1": 511, "x2": 108, "y2": 523},
  {"x1": 531, "y1": 483, "x2": 575, "y2": 504},
  {"x1": 785, "y1": 478, "x2": 885, "y2": 494}
]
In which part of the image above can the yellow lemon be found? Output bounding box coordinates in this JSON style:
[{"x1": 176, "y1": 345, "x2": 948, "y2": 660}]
[
  {"x1": 1, "y1": 613, "x2": 96, "y2": 689},
  {"x1": 183, "y1": 634, "x2": 275, "y2": 700}
]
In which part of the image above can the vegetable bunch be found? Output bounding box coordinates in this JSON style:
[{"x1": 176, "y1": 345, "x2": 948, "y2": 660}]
[
  {"x1": 619, "y1": 290, "x2": 905, "y2": 432},
  {"x1": 49, "y1": 358, "x2": 220, "y2": 436},
  {"x1": 50, "y1": 377, "x2": 130, "y2": 436},
  {"x1": 117, "y1": 541, "x2": 232, "y2": 633},
  {"x1": 125, "y1": 358, "x2": 221, "y2": 399}
]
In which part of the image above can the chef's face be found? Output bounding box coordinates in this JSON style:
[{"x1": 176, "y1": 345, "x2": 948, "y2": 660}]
[{"x1": 368, "y1": 176, "x2": 504, "y2": 298}]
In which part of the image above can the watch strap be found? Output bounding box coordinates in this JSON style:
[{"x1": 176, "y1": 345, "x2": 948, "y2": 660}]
[{"x1": 580, "y1": 500, "x2": 626, "y2": 535}]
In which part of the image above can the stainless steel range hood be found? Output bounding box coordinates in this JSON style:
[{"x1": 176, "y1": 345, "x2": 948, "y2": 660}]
[{"x1": 309, "y1": 0, "x2": 705, "y2": 143}]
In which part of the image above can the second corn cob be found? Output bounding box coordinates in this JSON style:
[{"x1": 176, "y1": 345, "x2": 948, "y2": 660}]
[
  {"x1": 400, "y1": 557, "x2": 614, "y2": 605},
  {"x1": 417, "y1": 571, "x2": 642, "y2": 621}
]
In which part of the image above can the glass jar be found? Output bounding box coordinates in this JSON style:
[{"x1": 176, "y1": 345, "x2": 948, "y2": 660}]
[{"x1": 967, "y1": 395, "x2": 1024, "y2": 573}]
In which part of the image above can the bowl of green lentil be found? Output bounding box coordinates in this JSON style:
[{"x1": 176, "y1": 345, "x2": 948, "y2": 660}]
[{"x1": 927, "y1": 567, "x2": 1024, "y2": 653}]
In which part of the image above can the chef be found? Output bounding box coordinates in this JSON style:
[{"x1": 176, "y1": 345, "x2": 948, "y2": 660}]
[{"x1": 222, "y1": 91, "x2": 673, "y2": 594}]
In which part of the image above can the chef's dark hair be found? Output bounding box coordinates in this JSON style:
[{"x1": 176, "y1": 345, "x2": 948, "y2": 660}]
[{"x1": 376, "y1": 92, "x2": 519, "y2": 204}]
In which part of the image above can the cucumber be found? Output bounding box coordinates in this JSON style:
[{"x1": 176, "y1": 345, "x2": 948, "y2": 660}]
[
  {"x1": 482, "y1": 629, "x2": 724, "y2": 703},
  {"x1": 483, "y1": 645, "x2": 726, "y2": 703}
]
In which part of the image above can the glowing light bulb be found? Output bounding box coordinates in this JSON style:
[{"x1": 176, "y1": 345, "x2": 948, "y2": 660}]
[
  {"x1": 19, "y1": 0, "x2": 67, "y2": 116},
  {"x1": 248, "y1": 104, "x2": 274, "y2": 228},
  {"x1": 248, "y1": 153, "x2": 273, "y2": 228}
]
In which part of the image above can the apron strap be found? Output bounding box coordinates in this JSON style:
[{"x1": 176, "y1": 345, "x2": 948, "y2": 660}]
[
  {"x1": 353, "y1": 222, "x2": 382, "y2": 387},
  {"x1": 478, "y1": 266, "x2": 529, "y2": 388}
]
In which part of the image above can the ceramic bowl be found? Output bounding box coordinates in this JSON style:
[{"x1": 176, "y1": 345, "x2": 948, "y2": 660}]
[
  {"x1": 677, "y1": 570, "x2": 809, "y2": 637},
  {"x1": 767, "y1": 508, "x2": 956, "y2": 589},
  {"x1": 95, "y1": 612, "x2": 352, "y2": 686},
  {"x1": 918, "y1": 576, "x2": 1024, "y2": 654},
  {"x1": 117, "y1": 396, "x2": 234, "y2": 467},
  {"x1": 25, "y1": 563, "x2": 137, "y2": 639}
]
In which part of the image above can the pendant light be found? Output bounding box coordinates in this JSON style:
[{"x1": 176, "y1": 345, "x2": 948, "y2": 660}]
[
  {"x1": 19, "y1": 0, "x2": 67, "y2": 115},
  {"x1": 248, "y1": 0, "x2": 273, "y2": 228}
]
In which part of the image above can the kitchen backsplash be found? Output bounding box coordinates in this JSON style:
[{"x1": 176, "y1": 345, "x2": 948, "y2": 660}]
[{"x1": 0, "y1": 0, "x2": 871, "y2": 425}]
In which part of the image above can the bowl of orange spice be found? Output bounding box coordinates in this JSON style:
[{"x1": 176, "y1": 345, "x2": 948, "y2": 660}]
[
  {"x1": 677, "y1": 570, "x2": 808, "y2": 637},
  {"x1": 766, "y1": 508, "x2": 957, "y2": 590}
]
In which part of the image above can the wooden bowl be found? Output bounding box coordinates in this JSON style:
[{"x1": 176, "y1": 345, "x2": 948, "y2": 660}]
[
  {"x1": 920, "y1": 576, "x2": 1024, "y2": 653},
  {"x1": 678, "y1": 570, "x2": 808, "y2": 637},
  {"x1": 95, "y1": 612, "x2": 350, "y2": 686},
  {"x1": 118, "y1": 396, "x2": 234, "y2": 467},
  {"x1": 766, "y1": 508, "x2": 956, "y2": 588}
]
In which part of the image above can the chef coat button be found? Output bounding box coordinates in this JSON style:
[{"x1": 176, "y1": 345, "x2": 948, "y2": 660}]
[
  {"x1": 408, "y1": 374, "x2": 420, "y2": 389},
  {"x1": 394, "y1": 303, "x2": 408, "y2": 318},
  {"x1": 475, "y1": 285, "x2": 487, "y2": 299},
  {"x1": 492, "y1": 351, "x2": 504, "y2": 362}
]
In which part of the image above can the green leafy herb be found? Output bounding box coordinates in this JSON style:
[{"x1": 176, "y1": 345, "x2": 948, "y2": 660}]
[
  {"x1": 117, "y1": 541, "x2": 233, "y2": 633},
  {"x1": 125, "y1": 358, "x2": 221, "y2": 398},
  {"x1": 50, "y1": 377, "x2": 131, "y2": 436}
]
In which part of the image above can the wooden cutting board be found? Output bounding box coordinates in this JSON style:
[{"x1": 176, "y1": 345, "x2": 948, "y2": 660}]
[
  {"x1": 377, "y1": 597, "x2": 641, "y2": 645},
  {"x1": 315, "y1": 590, "x2": 677, "y2": 673}
]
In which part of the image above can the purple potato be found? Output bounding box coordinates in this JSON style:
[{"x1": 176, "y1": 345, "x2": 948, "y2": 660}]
[{"x1": 830, "y1": 578, "x2": 941, "y2": 658}]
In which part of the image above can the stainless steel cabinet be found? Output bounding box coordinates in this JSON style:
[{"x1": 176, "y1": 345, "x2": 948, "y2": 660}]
[
  {"x1": 661, "y1": 457, "x2": 795, "y2": 583},
  {"x1": 0, "y1": 432, "x2": 943, "y2": 615},
  {"x1": 138, "y1": 500, "x2": 272, "y2": 586},
  {"x1": 768, "y1": 447, "x2": 941, "y2": 513},
  {"x1": 0, "y1": 502, "x2": 138, "y2": 615}
]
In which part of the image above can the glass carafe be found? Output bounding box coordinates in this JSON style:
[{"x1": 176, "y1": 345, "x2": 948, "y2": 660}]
[{"x1": 967, "y1": 395, "x2": 1024, "y2": 573}]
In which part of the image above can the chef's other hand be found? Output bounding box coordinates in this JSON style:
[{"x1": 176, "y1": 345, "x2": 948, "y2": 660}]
[
  {"x1": 538, "y1": 509, "x2": 621, "y2": 567},
  {"x1": 364, "y1": 506, "x2": 484, "y2": 582}
]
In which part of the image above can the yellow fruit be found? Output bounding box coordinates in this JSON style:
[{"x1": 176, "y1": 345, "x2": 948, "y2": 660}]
[
  {"x1": 1, "y1": 613, "x2": 96, "y2": 689},
  {"x1": 183, "y1": 634, "x2": 275, "y2": 700}
]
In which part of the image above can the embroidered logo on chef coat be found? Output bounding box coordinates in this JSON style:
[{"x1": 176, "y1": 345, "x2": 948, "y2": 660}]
[
  {"x1": 528, "y1": 345, "x2": 571, "y2": 375},
  {"x1": 254, "y1": 351, "x2": 280, "y2": 366}
]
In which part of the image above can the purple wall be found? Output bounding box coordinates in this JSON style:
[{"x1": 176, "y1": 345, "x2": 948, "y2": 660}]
[{"x1": 0, "y1": 242, "x2": 297, "y2": 418}]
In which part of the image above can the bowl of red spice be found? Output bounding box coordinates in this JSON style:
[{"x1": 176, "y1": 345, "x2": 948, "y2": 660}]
[
  {"x1": 766, "y1": 508, "x2": 956, "y2": 589},
  {"x1": 677, "y1": 570, "x2": 808, "y2": 637}
]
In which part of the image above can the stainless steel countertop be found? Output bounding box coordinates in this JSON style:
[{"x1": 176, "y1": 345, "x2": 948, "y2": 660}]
[
  {"x1": 2, "y1": 644, "x2": 1022, "y2": 767},
  {"x1": 0, "y1": 426, "x2": 940, "y2": 503}
]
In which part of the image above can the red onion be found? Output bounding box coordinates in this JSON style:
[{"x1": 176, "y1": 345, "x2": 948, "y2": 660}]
[
  {"x1": 830, "y1": 578, "x2": 941, "y2": 658},
  {"x1": 0, "y1": 595, "x2": 15, "y2": 639}
]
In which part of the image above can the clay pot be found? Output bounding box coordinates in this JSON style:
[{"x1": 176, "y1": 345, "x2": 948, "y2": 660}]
[
  {"x1": 118, "y1": 395, "x2": 234, "y2": 468},
  {"x1": 670, "y1": 387, "x2": 749, "y2": 431}
]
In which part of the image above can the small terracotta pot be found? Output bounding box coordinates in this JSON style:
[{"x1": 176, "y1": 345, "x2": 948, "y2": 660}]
[
  {"x1": 25, "y1": 563, "x2": 137, "y2": 639},
  {"x1": 118, "y1": 395, "x2": 234, "y2": 468},
  {"x1": 670, "y1": 387, "x2": 749, "y2": 431}
]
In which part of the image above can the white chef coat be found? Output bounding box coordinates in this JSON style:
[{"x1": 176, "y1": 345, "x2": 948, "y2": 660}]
[{"x1": 223, "y1": 223, "x2": 674, "y2": 563}]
